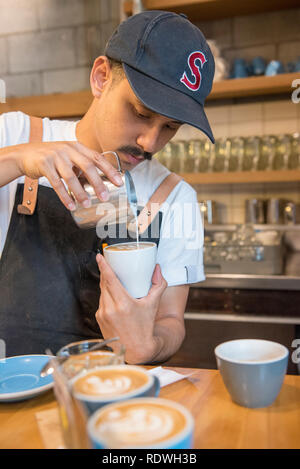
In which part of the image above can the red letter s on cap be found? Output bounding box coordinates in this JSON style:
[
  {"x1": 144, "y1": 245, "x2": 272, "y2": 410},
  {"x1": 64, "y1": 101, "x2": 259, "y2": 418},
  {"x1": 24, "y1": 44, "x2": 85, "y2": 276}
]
[{"x1": 180, "y1": 51, "x2": 207, "y2": 92}]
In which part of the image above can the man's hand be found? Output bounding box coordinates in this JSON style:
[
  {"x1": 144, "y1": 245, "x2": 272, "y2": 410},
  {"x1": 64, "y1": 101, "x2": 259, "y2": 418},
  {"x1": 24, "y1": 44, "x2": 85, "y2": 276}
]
[
  {"x1": 0, "y1": 141, "x2": 123, "y2": 209},
  {"x1": 95, "y1": 253, "x2": 168, "y2": 364}
]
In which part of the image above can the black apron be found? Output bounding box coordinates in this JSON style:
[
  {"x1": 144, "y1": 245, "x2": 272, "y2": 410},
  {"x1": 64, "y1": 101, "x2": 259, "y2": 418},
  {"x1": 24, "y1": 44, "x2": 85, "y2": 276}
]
[{"x1": 0, "y1": 184, "x2": 162, "y2": 356}]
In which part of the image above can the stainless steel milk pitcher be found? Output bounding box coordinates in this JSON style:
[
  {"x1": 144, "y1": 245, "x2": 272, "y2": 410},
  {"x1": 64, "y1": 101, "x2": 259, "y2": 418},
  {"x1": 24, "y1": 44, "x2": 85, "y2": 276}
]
[{"x1": 70, "y1": 151, "x2": 138, "y2": 230}]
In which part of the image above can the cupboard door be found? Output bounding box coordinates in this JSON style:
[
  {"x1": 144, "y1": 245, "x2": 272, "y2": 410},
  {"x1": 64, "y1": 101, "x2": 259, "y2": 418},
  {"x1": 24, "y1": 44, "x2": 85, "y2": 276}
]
[
  {"x1": 231, "y1": 289, "x2": 300, "y2": 317},
  {"x1": 187, "y1": 288, "x2": 232, "y2": 312}
]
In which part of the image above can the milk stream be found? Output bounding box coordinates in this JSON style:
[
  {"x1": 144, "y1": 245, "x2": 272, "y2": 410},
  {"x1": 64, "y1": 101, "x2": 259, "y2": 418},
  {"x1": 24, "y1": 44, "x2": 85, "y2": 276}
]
[{"x1": 130, "y1": 201, "x2": 140, "y2": 249}]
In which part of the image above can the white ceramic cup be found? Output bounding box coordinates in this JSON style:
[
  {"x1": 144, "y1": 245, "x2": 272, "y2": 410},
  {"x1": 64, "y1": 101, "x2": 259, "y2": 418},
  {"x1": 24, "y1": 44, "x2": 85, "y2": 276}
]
[
  {"x1": 103, "y1": 242, "x2": 157, "y2": 298},
  {"x1": 215, "y1": 339, "x2": 289, "y2": 408}
]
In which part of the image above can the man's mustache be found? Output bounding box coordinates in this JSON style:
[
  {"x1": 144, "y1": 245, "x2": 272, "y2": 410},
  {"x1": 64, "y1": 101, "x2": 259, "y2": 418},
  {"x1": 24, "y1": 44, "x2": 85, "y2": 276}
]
[{"x1": 117, "y1": 146, "x2": 152, "y2": 161}]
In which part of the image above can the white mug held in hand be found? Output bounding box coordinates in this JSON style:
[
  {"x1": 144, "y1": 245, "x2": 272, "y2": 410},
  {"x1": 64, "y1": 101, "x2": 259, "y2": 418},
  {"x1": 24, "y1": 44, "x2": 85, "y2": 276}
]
[{"x1": 103, "y1": 242, "x2": 157, "y2": 298}]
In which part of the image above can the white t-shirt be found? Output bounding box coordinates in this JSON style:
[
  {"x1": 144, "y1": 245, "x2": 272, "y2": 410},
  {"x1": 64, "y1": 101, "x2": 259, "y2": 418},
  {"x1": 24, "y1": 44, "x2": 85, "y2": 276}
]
[{"x1": 0, "y1": 111, "x2": 205, "y2": 286}]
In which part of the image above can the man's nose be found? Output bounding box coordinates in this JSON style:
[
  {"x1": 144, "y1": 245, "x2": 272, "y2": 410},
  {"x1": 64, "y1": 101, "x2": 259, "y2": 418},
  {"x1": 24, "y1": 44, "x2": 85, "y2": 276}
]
[{"x1": 136, "y1": 126, "x2": 160, "y2": 154}]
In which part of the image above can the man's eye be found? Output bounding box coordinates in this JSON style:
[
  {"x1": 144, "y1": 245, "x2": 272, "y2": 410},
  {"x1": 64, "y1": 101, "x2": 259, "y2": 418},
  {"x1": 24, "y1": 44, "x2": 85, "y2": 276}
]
[
  {"x1": 166, "y1": 124, "x2": 178, "y2": 131},
  {"x1": 137, "y1": 112, "x2": 149, "y2": 119}
]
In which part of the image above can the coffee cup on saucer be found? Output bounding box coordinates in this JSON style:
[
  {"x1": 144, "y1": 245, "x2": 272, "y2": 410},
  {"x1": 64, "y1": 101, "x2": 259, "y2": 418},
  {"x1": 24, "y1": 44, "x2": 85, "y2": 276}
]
[
  {"x1": 215, "y1": 339, "x2": 288, "y2": 408},
  {"x1": 87, "y1": 397, "x2": 194, "y2": 449},
  {"x1": 71, "y1": 364, "x2": 160, "y2": 414}
]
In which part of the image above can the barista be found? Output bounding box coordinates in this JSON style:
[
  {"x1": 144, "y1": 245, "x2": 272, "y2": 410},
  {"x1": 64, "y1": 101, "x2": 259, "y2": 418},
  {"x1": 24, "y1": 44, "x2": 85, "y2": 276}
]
[{"x1": 0, "y1": 11, "x2": 215, "y2": 363}]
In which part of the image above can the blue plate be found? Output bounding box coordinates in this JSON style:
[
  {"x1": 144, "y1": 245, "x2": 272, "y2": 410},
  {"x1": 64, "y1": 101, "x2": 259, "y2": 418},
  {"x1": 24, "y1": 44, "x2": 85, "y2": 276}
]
[{"x1": 0, "y1": 355, "x2": 53, "y2": 402}]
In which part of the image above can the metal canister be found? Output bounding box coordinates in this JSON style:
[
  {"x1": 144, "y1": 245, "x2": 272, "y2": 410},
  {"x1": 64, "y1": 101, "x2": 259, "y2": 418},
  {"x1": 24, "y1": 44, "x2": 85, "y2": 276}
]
[
  {"x1": 265, "y1": 198, "x2": 288, "y2": 225},
  {"x1": 199, "y1": 200, "x2": 219, "y2": 225},
  {"x1": 245, "y1": 199, "x2": 265, "y2": 224},
  {"x1": 283, "y1": 202, "x2": 296, "y2": 225}
]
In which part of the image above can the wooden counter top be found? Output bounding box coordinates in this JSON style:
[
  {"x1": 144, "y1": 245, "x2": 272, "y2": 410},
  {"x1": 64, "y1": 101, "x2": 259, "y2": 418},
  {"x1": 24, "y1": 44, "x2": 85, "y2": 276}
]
[{"x1": 0, "y1": 367, "x2": 299, "y2": 449}]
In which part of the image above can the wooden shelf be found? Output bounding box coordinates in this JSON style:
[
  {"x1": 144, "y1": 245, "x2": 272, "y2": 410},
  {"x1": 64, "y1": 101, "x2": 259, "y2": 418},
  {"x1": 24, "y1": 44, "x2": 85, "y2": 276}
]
[
  {"x1": 0, "y1": 90, "x2": 93, "y2": 119},
  {"x1": 208, "y1": 73, "x2": 299, "y2": 101},
  {"x1": 124, "y1": 0, "x2": 300, "y2": 21},
  {"x1": 1, "y1": 73, "x2": 298, "y2": 119},
  {"x1": 180, "y1": 169, "x2": 300, "y2": 185}
]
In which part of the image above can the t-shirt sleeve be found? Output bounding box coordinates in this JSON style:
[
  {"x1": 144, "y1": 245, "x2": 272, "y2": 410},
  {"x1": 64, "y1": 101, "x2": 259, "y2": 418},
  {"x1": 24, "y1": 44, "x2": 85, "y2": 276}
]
[
  {"x1": 0, "y1": 111, "x2": 29, "y2": 148},
  {"x1": 156, "y1": 181, "x2": 205, "y2": 287}
]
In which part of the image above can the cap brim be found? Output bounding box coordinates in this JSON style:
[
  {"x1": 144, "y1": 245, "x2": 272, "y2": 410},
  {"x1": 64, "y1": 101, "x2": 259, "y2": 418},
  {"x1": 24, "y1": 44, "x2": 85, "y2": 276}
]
[{"x1": 123, "y1": 63, "x2": 215, "y2": 144}]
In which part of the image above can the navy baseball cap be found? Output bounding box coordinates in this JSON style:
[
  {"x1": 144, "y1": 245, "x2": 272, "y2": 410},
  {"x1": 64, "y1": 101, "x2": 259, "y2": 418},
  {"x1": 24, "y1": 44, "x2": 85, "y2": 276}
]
[{"x1": 105, "y1": 10, "x2": 215, "y2": 143}]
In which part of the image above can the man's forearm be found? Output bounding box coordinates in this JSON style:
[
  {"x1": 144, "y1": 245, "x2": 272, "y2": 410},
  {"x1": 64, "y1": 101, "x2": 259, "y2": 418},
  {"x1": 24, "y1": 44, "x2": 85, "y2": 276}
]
[
  {"x1": 0, "y1": 146, "x2": 22, "y2": 187},
  {"x1": 149, "y1": 316, "x2": 186, "y2": 364}
]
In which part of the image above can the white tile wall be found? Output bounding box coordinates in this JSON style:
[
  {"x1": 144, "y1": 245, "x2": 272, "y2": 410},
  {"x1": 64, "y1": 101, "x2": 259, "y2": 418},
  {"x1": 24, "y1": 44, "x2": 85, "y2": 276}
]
[
  {"x1": 0, "y1": 38, "x2": 8, "y2": 76},
  {"x1": 0, "y1": 0, "x2": 38, "y2": 35},
  {"x1": 228, "y1": 120, "x2": 264, "y2": 137},
  {"x1": 8, "y1": 29, "x2": 76, "y2": 73},
  {"x1": 279, "y1": 41, "x2": 300, "y2": 65},
  {"x1": 233, "y1": 13, "x2": 274, "y2": 47},
  {"x1": 0, "y1": 0, "x2": 120, "y2": 97},
  {"x1": 2, "y1": 72, "x2": 42, "y2": 97},
  {"x1": 263, "y1": 118, "x2": 298, "y2": 135},
  {"x1": 263, "y1": 100, "x2": 298, "y2": 121},
  {"x1": 42, "y1": 67, "x2": 90, "y2": 94},
  {"x1": 37, "y1": 0, "x2": 85, "y2": 29},
  {"x1": 270, "y1": 9, "x2": 300, "y2": 42},
  {"x1": 229, "y1": 102, "x2": 263, "y2": 122}
]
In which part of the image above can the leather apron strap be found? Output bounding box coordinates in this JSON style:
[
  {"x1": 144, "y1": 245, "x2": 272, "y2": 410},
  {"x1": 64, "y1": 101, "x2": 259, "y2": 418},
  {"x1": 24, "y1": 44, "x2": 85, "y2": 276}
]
[
  {"x1": 17, "y1": 116, "x2": 43, "y2": 215},
  {"x1": 128, "y1": 172, "x2": 182, "y2": 235}
]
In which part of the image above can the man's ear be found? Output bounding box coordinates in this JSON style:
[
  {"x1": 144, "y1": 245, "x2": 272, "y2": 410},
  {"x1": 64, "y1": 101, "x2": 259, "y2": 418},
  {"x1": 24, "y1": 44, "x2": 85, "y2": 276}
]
[{"x1": 90, "y1": 55, "x2": 112, "y2": 98}]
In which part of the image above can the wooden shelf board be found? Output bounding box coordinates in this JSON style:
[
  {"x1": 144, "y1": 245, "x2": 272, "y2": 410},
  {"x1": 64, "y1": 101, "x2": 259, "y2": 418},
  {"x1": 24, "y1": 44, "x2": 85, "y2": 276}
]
[
  {"x1": 207, "y1": 72, "x2": 299, "y2": 101},
  {"x1": 124, "y1": 0, "x2": 300, "y2": 21},
  {"x1": 0, "y1": 90, "x2": 93, "y2": 119},
  {"x1": 180, "y1": 170, "x2": 300, "y2": 185},
  {"x1": 1, "y1": 73, "x2": 298, "y2": 119}
]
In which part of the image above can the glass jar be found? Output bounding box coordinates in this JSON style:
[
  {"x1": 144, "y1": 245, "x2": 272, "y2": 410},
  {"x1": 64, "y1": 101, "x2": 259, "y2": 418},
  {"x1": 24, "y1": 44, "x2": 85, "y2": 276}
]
[
  {"x1": 243, "y1": 136, "x2": 260, "y2": 171},
  {"x1": 288, "y1": 133, "x2": 300, "y2": 169},
  {"x1": 228, "y1": 137, "x2": 244, "y2": 171},
  {"x1": 272, "y1": 134, "x2": 291, "y2": 170},
  {"x1": 199, "y1": 139, "x2": 213, "y2": 172},
  {"x1": 168, "y1": 140, "x2": 186, "y2": 173},
  {"x1": 158, "y1": 142, "x2": 173, "y2": 169},
  {"x1": 212, "y1": 137, "x2": 230, "y2": 172},
  {"x1": 257, "y1": 135, "x2": 276, "y2": 170},
  {"x1": 186, "y1": 139, "x2": 201, "y2": 172}
]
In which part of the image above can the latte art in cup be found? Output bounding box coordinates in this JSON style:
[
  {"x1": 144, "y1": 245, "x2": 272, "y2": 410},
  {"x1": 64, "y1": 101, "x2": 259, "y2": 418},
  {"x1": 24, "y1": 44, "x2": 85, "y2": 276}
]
[
  {"x1": 94, "y1": 401, "x2": 185, "y2": 445},
  {"x1": 105, "y1": 242, "x2": 154, "y2": 251},
  {"x1": 72, "y1": 365, "x2": 159, "y2": 415},
  {"x1": 73, "y1": 367, "x2": 149, "y2": 397},
  {"x1": 87, "y1": 398, "x2": 194, "y2": 449}
]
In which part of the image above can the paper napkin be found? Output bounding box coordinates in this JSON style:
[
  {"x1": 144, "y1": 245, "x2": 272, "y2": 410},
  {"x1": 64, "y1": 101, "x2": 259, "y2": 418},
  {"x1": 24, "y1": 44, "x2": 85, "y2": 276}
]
[{"x1": 147, "y1": 366, "x2": 193, "y2": 387}]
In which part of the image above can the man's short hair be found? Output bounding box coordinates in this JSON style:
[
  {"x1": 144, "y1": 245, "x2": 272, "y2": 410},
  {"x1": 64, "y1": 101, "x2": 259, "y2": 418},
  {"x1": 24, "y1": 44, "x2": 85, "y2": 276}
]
[{"x1": 107, "y1": 56, "x2": 125, "y2": 85}]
